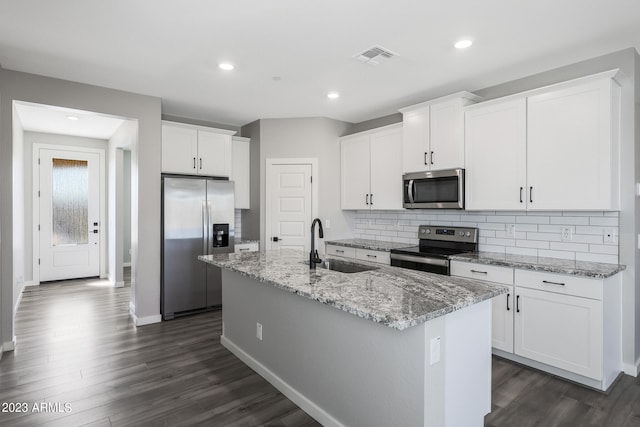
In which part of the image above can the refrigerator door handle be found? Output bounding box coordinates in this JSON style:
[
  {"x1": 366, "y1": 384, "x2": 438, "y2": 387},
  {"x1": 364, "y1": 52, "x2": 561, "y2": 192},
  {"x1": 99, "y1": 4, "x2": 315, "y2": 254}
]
[{"x1": 202, "y1": 200, "x2": 208, "y2": 255}]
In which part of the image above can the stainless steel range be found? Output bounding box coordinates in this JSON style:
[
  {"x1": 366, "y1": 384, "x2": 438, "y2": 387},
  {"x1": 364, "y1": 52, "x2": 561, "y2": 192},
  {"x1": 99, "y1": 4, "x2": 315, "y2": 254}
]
[{"x1": 390, "y1": 225, "x2": 478, "y2": 275}]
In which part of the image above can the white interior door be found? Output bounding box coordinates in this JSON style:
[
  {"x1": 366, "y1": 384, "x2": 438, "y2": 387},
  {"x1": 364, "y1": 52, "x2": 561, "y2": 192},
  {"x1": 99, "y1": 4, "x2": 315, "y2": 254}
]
[
  {"x1": 267, "y1": 163, "x2": 312, "y2": 252},
  {"x1": 38, "y1": 148, "x2": 101, "y2": 281}
]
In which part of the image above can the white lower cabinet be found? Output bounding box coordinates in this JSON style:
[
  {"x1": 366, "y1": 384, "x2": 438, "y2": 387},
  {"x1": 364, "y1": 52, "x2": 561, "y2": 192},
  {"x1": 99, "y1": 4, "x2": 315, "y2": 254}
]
[
  {"x1": 451, "y1": 261, "x2": 621, "y2": 390},
  {"x1": 234, "y1": 242, "x2": 259, "y2": 253},
  {"x1": 325, "y1": 244, "x2": 390, "y2": 265}
]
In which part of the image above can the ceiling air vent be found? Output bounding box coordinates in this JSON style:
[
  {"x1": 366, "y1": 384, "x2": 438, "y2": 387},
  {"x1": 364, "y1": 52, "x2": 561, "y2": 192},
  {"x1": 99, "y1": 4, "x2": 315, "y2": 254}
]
[{"x1": 354, "y1": 45, "x2": 398, "y2": 65}]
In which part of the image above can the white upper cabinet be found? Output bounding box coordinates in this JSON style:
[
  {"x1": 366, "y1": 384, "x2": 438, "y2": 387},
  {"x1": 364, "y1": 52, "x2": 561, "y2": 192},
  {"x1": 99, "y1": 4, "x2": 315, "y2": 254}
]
[
  {"x1": 162, "y1": 124, "x2": 198, "y2": 175},
  {"x1": 400, "y1": 92, "x2": 481, "y2": 173},
  {"x1": 341, "y1": 124, "x2": 402, "y2": 210},
  {"x1": 464, "y1": 70, "x2": 621, "y2": 211},
  {"x1": 198, "y1": 130, "x2": 232, "y2": 177},
  {"x1": 465, "y1": 98, "x2": 527, "y2": 210},
  {"x1": 231, "y1": 136, "x2": 251, "y2": 209},
  {"x1": 161, "y1": 121, "x2": 236, "y2": 177},
  {"x1": 527, "y1": 78, "x2": 620, "y2": 210}
]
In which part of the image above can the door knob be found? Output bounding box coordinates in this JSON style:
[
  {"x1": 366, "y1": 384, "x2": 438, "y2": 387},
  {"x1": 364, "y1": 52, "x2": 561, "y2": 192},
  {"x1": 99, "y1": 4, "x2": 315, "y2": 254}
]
[{"x1": 272, "y1": 237, "x2": 280, "y2": 242}]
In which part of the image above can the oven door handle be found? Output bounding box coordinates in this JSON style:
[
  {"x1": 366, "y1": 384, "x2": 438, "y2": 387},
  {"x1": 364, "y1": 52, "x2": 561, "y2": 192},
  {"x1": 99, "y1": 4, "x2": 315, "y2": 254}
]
[
  {"x1": 407, "y1": 179, "x2": 415, "y2": 204},
  {"x1": 390, "y1": 253, "x2": 449, "y2": 267}
]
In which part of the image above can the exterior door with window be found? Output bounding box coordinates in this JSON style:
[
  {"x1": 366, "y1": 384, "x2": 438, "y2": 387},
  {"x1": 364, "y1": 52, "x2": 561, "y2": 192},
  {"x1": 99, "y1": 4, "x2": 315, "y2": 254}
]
[{"x1": 38, "y1": 148, "x2": 101, "y2": 281}]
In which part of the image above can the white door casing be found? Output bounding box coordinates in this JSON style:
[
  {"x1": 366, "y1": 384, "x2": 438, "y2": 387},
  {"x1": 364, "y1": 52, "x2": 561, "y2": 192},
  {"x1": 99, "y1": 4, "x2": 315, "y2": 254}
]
[
  {"x1": 266, "y1": 159, "x2": 317, "y2": 253},
  {"x1": 33, "y1": 145, "x2": 106, "y2": 283}
]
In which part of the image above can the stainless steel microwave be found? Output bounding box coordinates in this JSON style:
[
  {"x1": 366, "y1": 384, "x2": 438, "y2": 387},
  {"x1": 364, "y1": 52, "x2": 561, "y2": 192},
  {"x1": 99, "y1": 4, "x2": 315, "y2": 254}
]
[{"x1": 403, "y1": 168, "x2": 464, "y2": 209}]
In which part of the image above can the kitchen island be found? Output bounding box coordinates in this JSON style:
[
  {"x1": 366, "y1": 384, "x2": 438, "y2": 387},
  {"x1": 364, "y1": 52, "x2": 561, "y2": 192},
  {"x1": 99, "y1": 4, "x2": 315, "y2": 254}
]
[{"x1": 199, "y1": 249, "x2": 507, "y2": 427}]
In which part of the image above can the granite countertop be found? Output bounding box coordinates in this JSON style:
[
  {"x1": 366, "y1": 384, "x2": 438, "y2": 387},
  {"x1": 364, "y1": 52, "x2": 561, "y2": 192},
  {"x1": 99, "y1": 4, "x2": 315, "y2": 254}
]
[
  {"x1": 450, "y1": 252, "x2": 625, "y2": 279},
  {"x1": 324, "y1": 238, "x2": 412, "y2": 252},
  {"x1": 199, "y1": 249, "x2": 506, "y2": 331}
]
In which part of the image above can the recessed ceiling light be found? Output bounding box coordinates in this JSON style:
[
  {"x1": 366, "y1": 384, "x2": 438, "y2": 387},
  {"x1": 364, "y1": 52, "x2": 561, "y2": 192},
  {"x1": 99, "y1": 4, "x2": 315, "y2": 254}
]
[
  {"x1": 327, "y1": 92, "x2": 340, "y2": 100},
  {"x1": 219, "y1": 63, "x2": 234, "y2": 71},
  {"x1": 454, "y1": 39, "x2": 473, "y2": 49},
  {"x1": 66, "y1": 115, "x2": 79, "y2": 121}
]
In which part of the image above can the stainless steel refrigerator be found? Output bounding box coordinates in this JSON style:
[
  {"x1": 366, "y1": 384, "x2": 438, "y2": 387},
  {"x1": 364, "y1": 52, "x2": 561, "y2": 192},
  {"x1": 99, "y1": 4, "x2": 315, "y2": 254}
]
[{"x1": 161, "y1": 175, "x2": 234, "y2": 320}]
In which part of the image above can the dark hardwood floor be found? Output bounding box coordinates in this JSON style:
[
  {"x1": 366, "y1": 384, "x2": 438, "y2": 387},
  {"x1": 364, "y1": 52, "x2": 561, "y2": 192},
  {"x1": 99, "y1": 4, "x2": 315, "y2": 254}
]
[{"x1": 1, "y1": 270, "x2": 639, "y2": 426}]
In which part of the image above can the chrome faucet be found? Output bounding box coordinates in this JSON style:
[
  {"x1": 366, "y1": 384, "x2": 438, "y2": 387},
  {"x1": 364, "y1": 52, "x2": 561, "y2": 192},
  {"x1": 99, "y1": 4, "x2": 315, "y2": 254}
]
[{"x1": 309, "y1": 218, "x2": 324, "y2": 269}]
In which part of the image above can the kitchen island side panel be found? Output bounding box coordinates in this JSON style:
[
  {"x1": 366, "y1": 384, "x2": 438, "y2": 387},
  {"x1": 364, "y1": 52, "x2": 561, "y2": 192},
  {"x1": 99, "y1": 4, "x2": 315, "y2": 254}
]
[{"x1": 221, "y1": 269, "x2": 432, "y2": 427}]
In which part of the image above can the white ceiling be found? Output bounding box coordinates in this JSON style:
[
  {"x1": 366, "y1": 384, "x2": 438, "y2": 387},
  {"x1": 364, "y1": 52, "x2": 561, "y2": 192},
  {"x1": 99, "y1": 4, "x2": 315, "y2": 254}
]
[
  {"x1": 1, "y1": 1, "x2": 640, "y2": 126},
  {"x1": 14, "y1": 102, "x2": 126, "y2": 139}
]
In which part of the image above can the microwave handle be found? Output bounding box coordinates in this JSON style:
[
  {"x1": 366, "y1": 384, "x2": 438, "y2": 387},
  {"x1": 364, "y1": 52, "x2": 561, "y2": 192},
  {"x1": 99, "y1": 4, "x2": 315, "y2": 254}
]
[{"x1": 408, "y1": 179, "x2": 415, "y2": 204}]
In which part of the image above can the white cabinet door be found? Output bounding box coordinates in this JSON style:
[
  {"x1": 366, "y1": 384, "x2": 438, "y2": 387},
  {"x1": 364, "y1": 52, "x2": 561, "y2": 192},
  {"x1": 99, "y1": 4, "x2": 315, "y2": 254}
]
[
  {"x1": 198, "y1": 130, "x2": 231, "y2": 177},
  {"x1": 492, "y1": 289, "x2": 514, "y2": 353},
  {"x1": 402, "y1": 108, "x2": 429, "y2": 173},
  {"x1": 341, "y1": 134, "x2": 371, "y2": 210},
  {"x1": 370, "y1": 126, "x2": 403, "y2": 210},
  {"x1": 527, "y1": 79, "x2": 617, "y2": 210},
  {"x1": 514, "y1": 286, "x2": 602, "y2": 380},
  {"x1": 162, "y1": 124, "x2": 198, "y2": 174},
  {"x1": 231, "y1": 137, "x2": 250, "y2": 209},
  {"x1": 430, "y1": 99, "x2": 465, "y2": 170},
  {"x1": 465, "y1": 98, "x2": 527, "y2": 210}
]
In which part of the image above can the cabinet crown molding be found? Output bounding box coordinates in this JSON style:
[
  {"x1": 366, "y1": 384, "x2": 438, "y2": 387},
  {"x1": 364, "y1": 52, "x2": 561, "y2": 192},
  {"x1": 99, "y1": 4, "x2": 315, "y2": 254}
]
[
  {"x1": 398, "y1": 91, "x2": 483, "y2": 113},
  {"x1": 162, "y1": 120, "x2": 237, "y2": 136}
]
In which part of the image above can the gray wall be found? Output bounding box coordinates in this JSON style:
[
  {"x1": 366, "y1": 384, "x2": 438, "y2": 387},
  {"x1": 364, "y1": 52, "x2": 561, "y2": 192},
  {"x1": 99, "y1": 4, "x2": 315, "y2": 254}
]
[
  {"x1": 258, "y1": 118, "x2": 353, "y2": 251},
  {"x1": 240, "y1": 120, "x2": 261, "y2": 241},
  {"x1": 344, "y1": 112, "x2": 402, "y2": 136},
  {"x1": 123, "y1": 150, "x2": 131, "y2": 264},
  {"x1": 161, "y1": 114, "x2": 240, "y2": 134},
  {"x1": 0, "y1": 68, "x2": 162, "y2": 353}
]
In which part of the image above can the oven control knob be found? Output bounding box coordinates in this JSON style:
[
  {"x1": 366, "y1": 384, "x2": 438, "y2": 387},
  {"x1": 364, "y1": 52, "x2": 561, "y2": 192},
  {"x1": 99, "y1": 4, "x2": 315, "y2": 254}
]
[
  {"x1": 465, "y1": 232, "x2": 471, "y2": 237},
  {"x1": 424, "y1": 229, "x2": 430, "y2": 234},
  {"x1": 459, "y1": 232, "x2": 464, "y2": 236}
]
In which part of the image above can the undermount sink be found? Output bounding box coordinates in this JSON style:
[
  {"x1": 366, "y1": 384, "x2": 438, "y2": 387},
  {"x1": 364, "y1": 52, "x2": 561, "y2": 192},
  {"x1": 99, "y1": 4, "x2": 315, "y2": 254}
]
[{"x1": 305, "y1": 259, "x2": 379, "y2": 274}]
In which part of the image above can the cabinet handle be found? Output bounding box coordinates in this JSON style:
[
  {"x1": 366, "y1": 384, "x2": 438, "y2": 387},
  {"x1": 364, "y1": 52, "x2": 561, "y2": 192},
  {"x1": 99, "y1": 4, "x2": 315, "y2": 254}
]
[
  {"x1": 424, "y1": 152, "x2": 428, "y2": 165},
  {"x1": 519, "y1": 187, "x2": 523, "y2": 203},
  {"x1": 239, "y1": 248, "x2": 249, "y2": 252},
  {"x1": 366, "y1": 194, "x2": 369, "y2": 205},
  {"x1": 199, "y1": 158, "x2": 203, "y2": 170},
  {"x1": 529, "y1": 186, "x2": 533, "y2": 203},
  {"x1": 193, "y1": 157, "x2": 196, "y2": 169},
  {"x1": 336, "y1": 249, "x2": 344, "y2": 253},
  {"x1": 542, "y1": 280, "x2": 565, "y2": 286},
  {"x1": 430, "y1": 151, "x2": 434, "y2": 165},
  {"x1": 370, "y1": 194, "x2": 373, "y2": 205},
  {"x1": 367, "y1": 254, "x2": 377, "y2": 258},
  {"x1": 470, "y1": 269, "x2": 487, "y2": 274},
  {"x1": 516, "y1": 295, "x2": 520, "y2": 313},
  {"x1": 506, "y1": 293, "x2": 510, "y2": 311}
]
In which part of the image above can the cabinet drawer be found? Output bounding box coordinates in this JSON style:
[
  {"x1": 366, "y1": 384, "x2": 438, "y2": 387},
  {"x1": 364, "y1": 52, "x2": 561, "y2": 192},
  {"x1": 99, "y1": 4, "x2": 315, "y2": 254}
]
[
  {"x1": 515, "y1": 269, "x2": 602, "y2": 300},
  {"x1": 355, "y1": 248, "x2": 390, "y2": 265},
  {"x1": 326, "y1": 245, "x2": 356, "y2": 258},
  {"x1": 235, "y1": 243, "x2": 259, "y2": 253},
  {"x1": 450, "y1": 261, "x2": 514, "y2": 285}
]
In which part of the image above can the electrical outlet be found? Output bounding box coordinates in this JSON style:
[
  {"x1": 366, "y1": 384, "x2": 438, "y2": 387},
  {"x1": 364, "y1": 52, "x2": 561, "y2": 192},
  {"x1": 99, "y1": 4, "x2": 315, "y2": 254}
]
[
  {"x1": 561, "y1": 227, "x2": 573, "y2": 241},
  {"x1": 325, "y1": 219, "x2": 331, "y2": 229},
  {"x1": 256, "y1": 323, "x2": 263, "y2": 341},
  {"x1": 507, "y1": 224, "x2": 516, "y2": 238},
  {"x1": 604, "y1": 228, "x2": 616, "y2": 244}
]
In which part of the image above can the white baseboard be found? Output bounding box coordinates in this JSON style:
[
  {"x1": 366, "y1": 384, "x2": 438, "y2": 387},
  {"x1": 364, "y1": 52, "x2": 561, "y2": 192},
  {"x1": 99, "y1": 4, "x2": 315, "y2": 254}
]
[
  {"x1": 14, "y1": 285, "x2": 25, "y2": 316},
  {"x1": 24, "y1": 281, "x2": 38, "y2": 287},
  {"x1": 123, "y1": 262, "x2": 131, "y2": 268},
  {"x1": 3, "y1": 336, "x2": 16, "y2": 352},
  {"x1": 113, "y1": 281, "x2": 125, "y2": 288},
  {"x1": 129, "y1": 305, "x2": 161, "y2": 326},
  {"x1": 623, "y1": 358, "x2": 640, "y2": 377},
  {"x1": 221, "y1": 335, "x2": 344, "y2": 427}
]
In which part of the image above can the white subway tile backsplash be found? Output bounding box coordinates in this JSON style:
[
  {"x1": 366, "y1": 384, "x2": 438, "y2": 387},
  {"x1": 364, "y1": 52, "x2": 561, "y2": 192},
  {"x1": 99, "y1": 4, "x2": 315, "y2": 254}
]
[{"x1": 350, "y1": 210, "x2": 619, "y2": 264}]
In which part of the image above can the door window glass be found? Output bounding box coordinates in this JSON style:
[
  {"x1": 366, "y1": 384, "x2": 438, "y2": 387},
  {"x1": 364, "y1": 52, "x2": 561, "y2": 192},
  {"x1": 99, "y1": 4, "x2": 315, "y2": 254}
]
[{"x1": 51, "y1": 158, "x2": 89, "y2": 246}]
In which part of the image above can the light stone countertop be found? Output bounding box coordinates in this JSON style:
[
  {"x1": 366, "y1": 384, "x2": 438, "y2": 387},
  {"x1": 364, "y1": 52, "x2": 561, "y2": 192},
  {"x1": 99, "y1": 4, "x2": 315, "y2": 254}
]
[
  {"x1": 199, "y1": 249, "x2": 507, "y2": 330},
  {"x1": 324, "y1": 238, "x2": 413, "y2": 252},
  {"x1": 450, "y1": 252, "x2": 625, "y2": 279}
]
